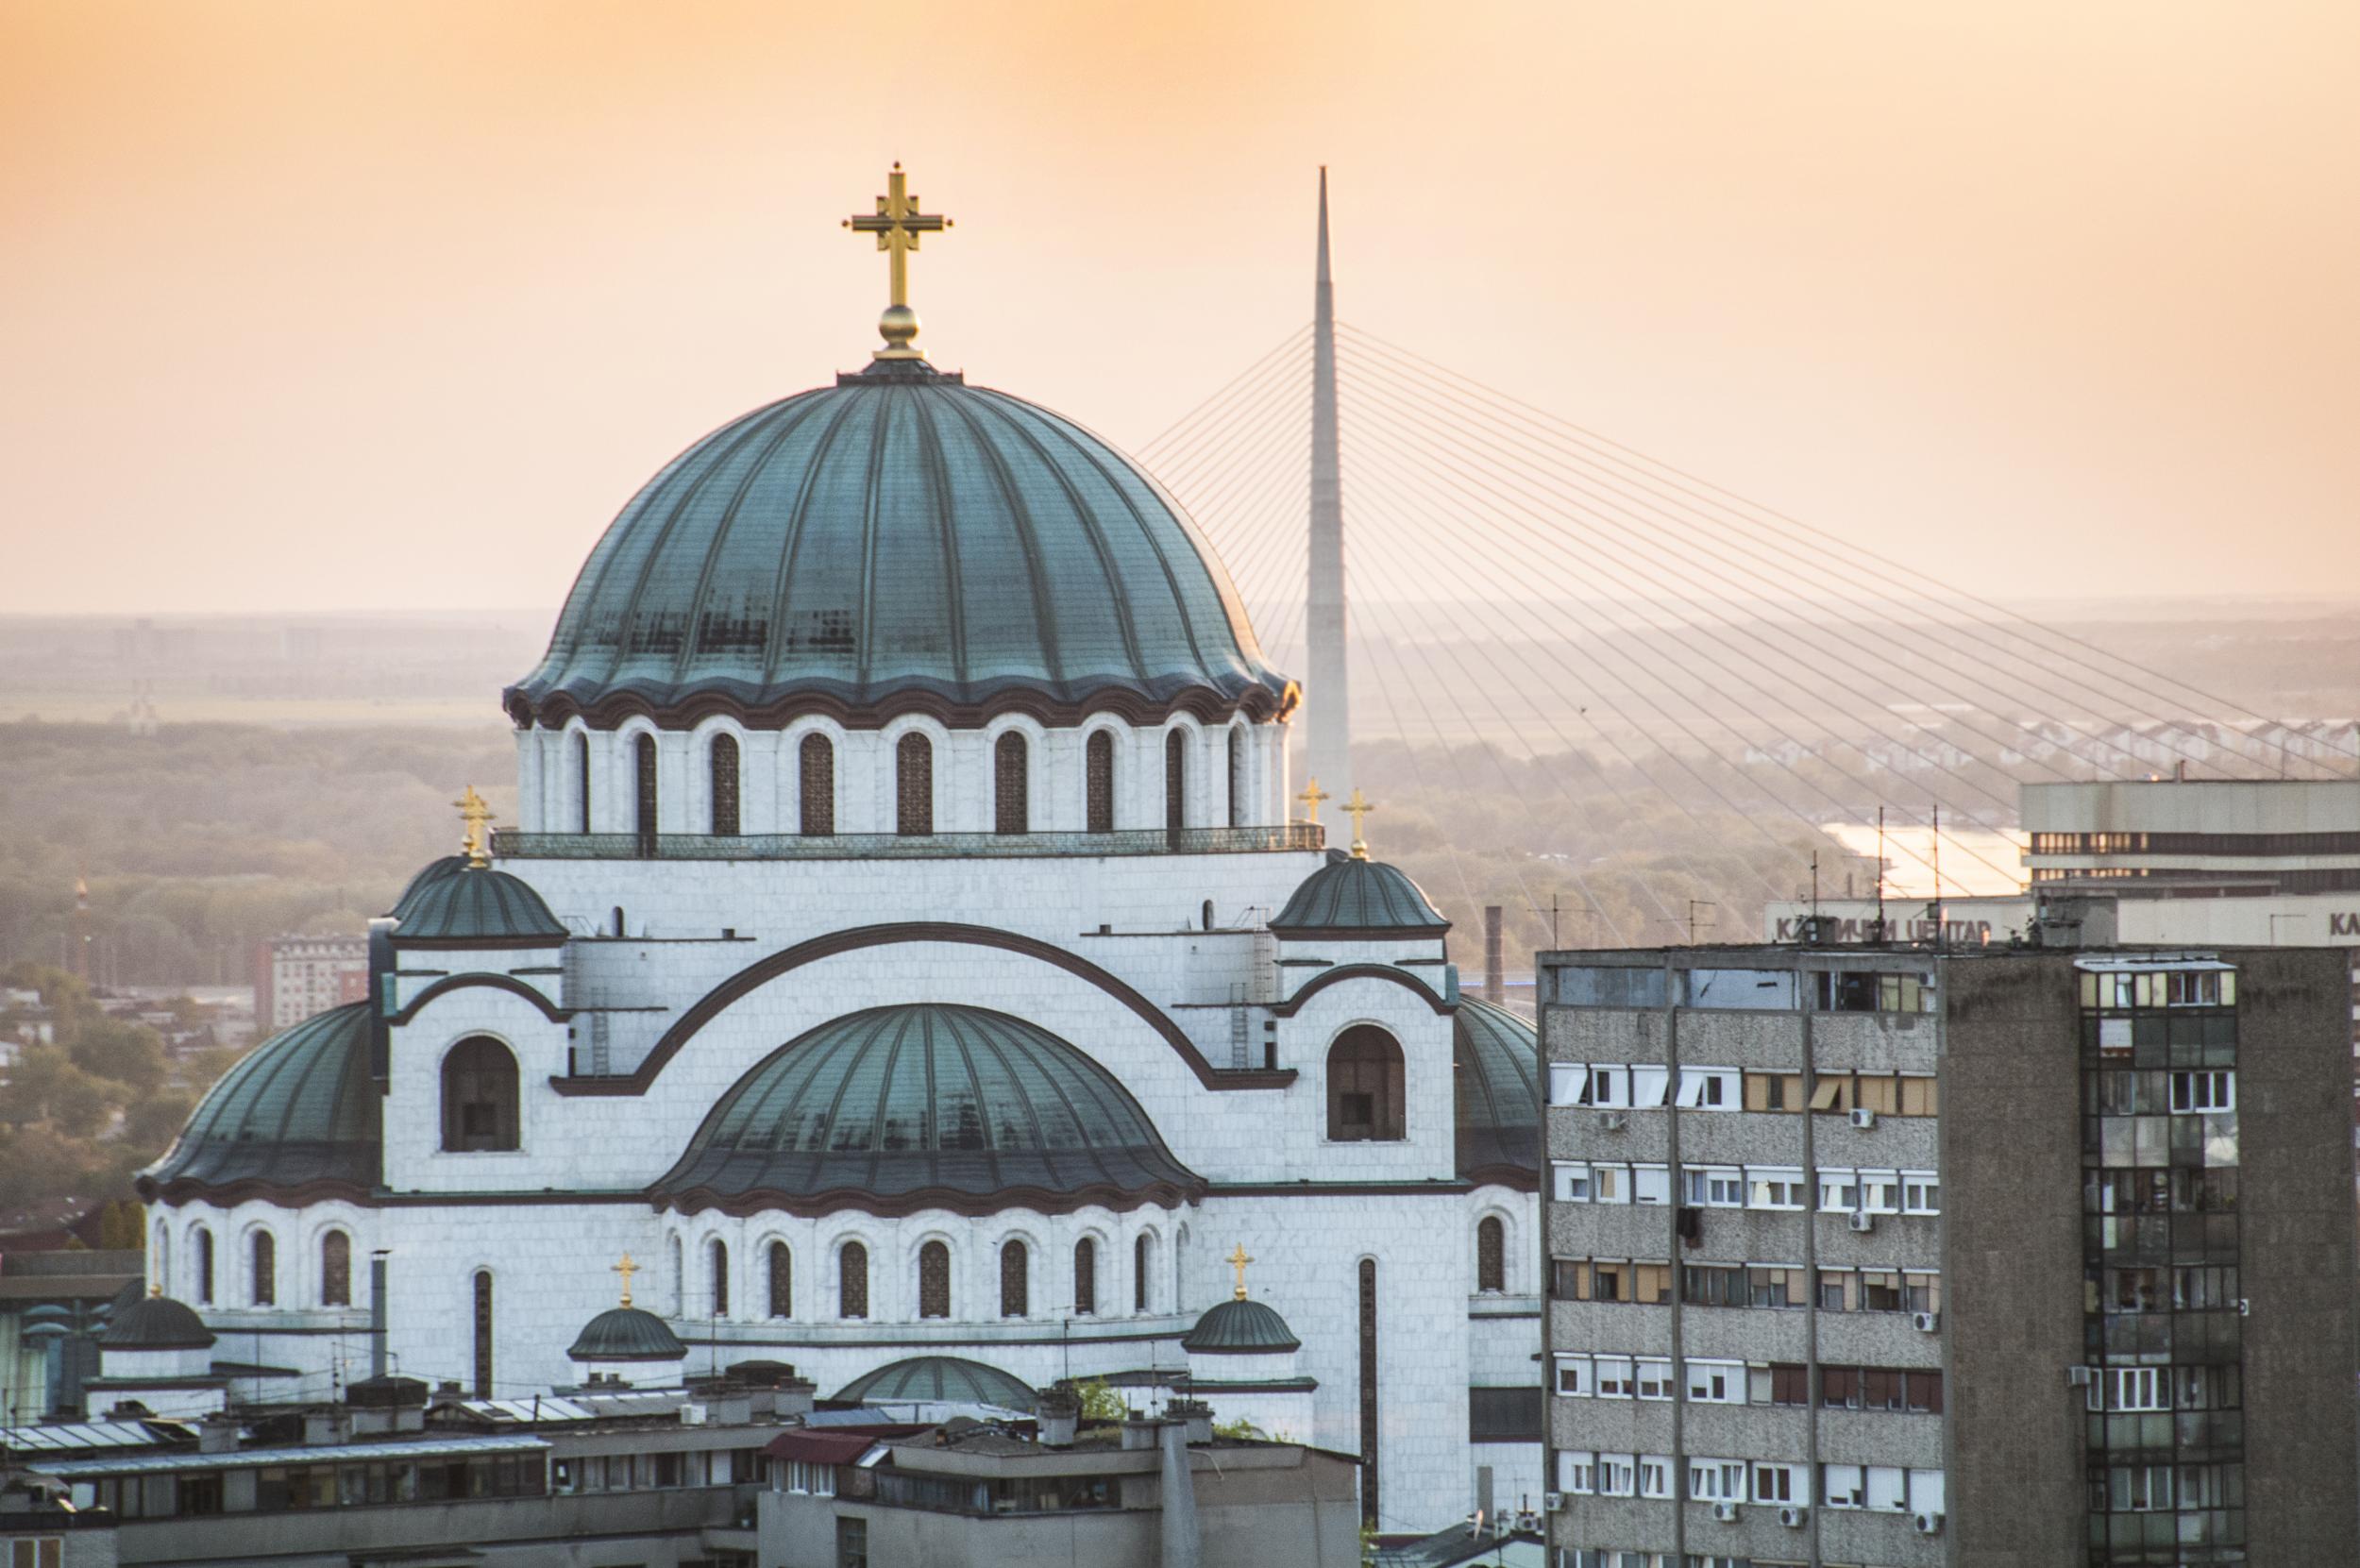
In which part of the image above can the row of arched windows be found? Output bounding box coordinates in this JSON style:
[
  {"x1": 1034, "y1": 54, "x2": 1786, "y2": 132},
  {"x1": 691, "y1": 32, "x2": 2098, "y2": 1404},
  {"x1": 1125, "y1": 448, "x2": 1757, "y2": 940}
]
[
  {"x1": 173, "y1": 1222, "x2": 351, "y2": 1309},
  {"x1": 667, "y1": 1232, "x2": 1159, "y2": 1322},
  {"x1": 570, "y1": 725, "x2": 1256, "y2": 837}
]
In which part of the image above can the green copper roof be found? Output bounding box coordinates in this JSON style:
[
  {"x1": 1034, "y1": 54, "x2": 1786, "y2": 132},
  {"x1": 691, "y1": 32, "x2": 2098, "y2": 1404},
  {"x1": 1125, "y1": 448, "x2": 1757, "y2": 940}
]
[
  {"x1": 389, "y1": 855, "x2": 468, "y2": 921},
  {"x1": 1270, "y1": 851, "x2": 1449, "y2": 937},
  {"x1": 650, "y1": 1003, "x2": 1202, "y2": 1216},
  {"x1": 1182, "y1": 1297, "x2": 1300, "y2": 1355},
  {"x1": 391, "y1": 866, "x2": 567, "y2": 945},
  {"x1": 505, "y1": 369, "x2": 1289, "y2": 724},
  {"x1": 1454, "y1": 998, "x2": 1539, "y2": 1184},
  {"x1": 100, "y1": 1294, "x2": 214, "y2": 1352},
  {"x1": 833, "y1": 1356, "x2": 1037, "y2": 1412},
  {"x1": 567, "y1": 1306, "x2": 686, "y2": 1363},
  {"x1": 141, "y1": 1003, "x2": 379, "y2": 1197}
]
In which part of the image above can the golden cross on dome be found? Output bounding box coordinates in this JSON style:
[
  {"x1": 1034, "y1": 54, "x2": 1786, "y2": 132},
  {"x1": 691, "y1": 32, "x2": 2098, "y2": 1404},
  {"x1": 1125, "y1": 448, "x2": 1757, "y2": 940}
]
[
  {"x1": 1295, "y1": 777, "x2": 1330, "y2": 826},
  {"x1": 844, "y1": 162, "x2": 952, "y2": 360},
  {"x1": 1227, "y1": 1242, "x2": 1253, "y2": 1302},
  {"x1": 1343, "y1": 789, "x2": 1374, "y2": 859},
  {"x1": 612, "y1": 1252, "x2": 640, "y2": 1308},
  {"x1": 454, "y1": 784, "x2": 494, "y2": 868}
]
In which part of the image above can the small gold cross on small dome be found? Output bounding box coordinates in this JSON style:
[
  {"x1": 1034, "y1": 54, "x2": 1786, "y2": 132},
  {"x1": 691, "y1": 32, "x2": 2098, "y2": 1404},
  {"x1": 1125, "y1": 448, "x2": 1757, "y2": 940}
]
[
  {"x1": 1227, "y1": 1242, "x2": 1253, "y2": 1302},
  {"x1": 1343, "y1": 788, "x2": 1374, "y2": 859},
  {"x1": 844, "y1": 162, "x2": 952, "y2": 361},
  {"x1": 1295, "y1": 777, "x2": 1330, "y2": 825},
  {"x1": 612, "y1": 1252, "x2": 640, "y2": 1308},
  {"x1": 454, "y1": 784, "x2": 494, "y2": 868}
]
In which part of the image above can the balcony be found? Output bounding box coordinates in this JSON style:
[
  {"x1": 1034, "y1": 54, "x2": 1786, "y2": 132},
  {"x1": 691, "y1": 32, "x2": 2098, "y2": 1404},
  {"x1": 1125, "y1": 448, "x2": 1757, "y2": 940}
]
[{"x1": 491, "y1": 824, "x2": 1325, "y2": 861}]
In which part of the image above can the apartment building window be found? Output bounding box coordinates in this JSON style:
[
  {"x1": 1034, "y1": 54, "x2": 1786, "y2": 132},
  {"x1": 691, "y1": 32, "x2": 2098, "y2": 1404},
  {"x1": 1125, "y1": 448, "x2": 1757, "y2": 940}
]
[
  {"x1": 1901, "y1": 1172, "x2": 1941, "y2": 1214},
  {"x1": 1548, "y1": 1064, "x2": 1583, "y2": 1105},
  {"x1": 2171, "y1": 1070, "x2": 2234, "y2": 1113},
  {"x1": 1684, "y1": 969, "x2": 1796, "y2": 1009},
  {"x1": 2097, "y1": 1367, "x2": 2168, "y2": 1412},
  {"x1": 1808, "y1": 1072, "x2": 1939, "y2": 1115},
  {"x1": 1559, "y1": 1452, "x2": 1596, "y2": 1494},
  {"x1": 1683, "y1": 1167, "x2": 1744, "y2": 1207},
  {"x1": 1575, "y1": 1066, "x2": 1631, "y2": 1108},
  {"x1": 1743, "y1": 1071, "x2": 1802, "y2": 1110},
  {"x1": 1554, "y1": 967, "x2": 1666, "y2": 1007},
  {"x1": 1687, "y1": 1460, "x2": 1745, "y2": 1502},
  {"x1": 1751, "y1": 1462, "x2": 1806, "y2": 1504},
  {"x1": 1818, "y1": 1169, "x2": 1859, "y2": 1212},
  {"x1": 1553, "y1": 1162, "x2": 1671, "y2": 1206},
  {"x1": 1754, "y1": 1363, "x2": 1810, "y2": 1407},
  {"x1": 1680, "y1": 1264, "x2": 1746, "y2": 1307},
  {"x1": 1676, "y1": 1068, "x2": 1739, "y2": 1107},
  {"x1": 1635, "y1": 1358, "x2": 1673, "y2": 1400},
  {"x1": 1554, "y1": 1356, "x2": 1593, "y2": 1396},
  {"x1": 1597, "y1": 1456, "x2": 1638, "y2": 1497},
  {"x1": 1596, "y1": 1356, "x2": 1636, "y2": 1398},
  {"x1": 1638, "y1": 1458, "x2": 1672, "y2": 1499},
  {"x1": 1821, "y1": 1464, "x2": 1940, "y2": 1512},
  {"x1": 1683, "y1": 1359, "x2": 1743, "y2": 1403},
  {"x1": 1816, "y1": 1267, "x2": 1938, "y2": 1313},
  {"x1": 1822, "y1": 1366, "x2": 1944, "y2": 1414},
  {"x1": 1860, "y1": 1172, "x2": 1904, "y2": 1214},
  {"x1": 1814, "y1": 969, "x2": 1933, "y2": 1013},
  {"x1": 1747, "y1": 1266, "x2": 1807, "y2": 1308},
  {"x1": 1746, "y1": 1167, "x2": 1806, "y2": 1210},
  {"x1": 1553, "y1": 1258, "x2": 1672, "y2": 1304}
]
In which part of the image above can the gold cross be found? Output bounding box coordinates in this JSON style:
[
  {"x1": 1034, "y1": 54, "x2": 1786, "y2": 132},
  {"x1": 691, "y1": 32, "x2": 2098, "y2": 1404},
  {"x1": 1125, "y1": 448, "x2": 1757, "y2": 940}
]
[
  {"x1": 1227, "y1": 1242, "x2": 1253, "y2": 1302},
  {"x1": 1295, "y1": 777, "x2": 1330, "y2": 826},
  {"x1": 612, "y1": 1252, "x2": 640, "y2": 1308},
  {"x1": 1343, "y1": 788, "x2": 1374, "y2": 859},
  {"x1": 845, "y1": 162, "x2": 952, "y2": 359},
  {"x1": 454, "y1": 784, "x2": 494, "y2": 868}
]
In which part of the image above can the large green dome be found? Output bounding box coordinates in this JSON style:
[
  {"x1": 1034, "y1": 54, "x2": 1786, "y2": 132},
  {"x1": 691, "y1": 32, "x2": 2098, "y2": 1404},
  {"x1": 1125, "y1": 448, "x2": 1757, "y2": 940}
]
[
  {"x1": 1454, "y1": 998, "x2": 1539, "y2": 1188},
  {"x1": 139, "y1": 1002, "x2": 379, "y2": 1200},
  {"x1": 505, "y1": 364, "x2": 1290, "y2": 729},
  {"x1": 649, "y1": 1003, "x2": 1203, "y2": 1217},
  {"x1": 834, "y1": 1356, "x2": 1037, "y2": 1412}
]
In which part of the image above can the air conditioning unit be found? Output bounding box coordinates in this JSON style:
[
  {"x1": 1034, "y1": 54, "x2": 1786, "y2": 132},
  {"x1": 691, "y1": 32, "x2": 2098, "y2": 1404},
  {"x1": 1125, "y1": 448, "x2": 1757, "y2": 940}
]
[
  {"x1": 1778, "y1": 1506, "x2": 1807, "y2": 1528},
  {"x1": 1912, "y1": 1310, "x2": 1941, "y2": 1333},
  {"x1": 1515, "y1": 1509, "x2": 1541, "y2": 1533},
  {"x1": 2065, "y1": 1366, "x2": 2095, "y2": 1389},
  {"x1": 1849, "y1": 1107, "x2": 1877, "y2": 1129},
  {"x1": 1848, "y1": 1211, "x2": 1876, "y2": 1233},
  {"x1": 1914, "y1": 1510, "x2": 1946, "y2": 1536},
  {"x1": 1595, "y1": 1110, "x2": 1628, "y2": 1132},
  {"x1": 1711, "y1": 1501, "x2": 1740, "y2": 1524},
  {"x1": 679, "y1": 1404, "x2": 707, "y2": 1425},
  {"x1": 1542, "y1": 1492, "x2": 1565, "y2": 1513}
]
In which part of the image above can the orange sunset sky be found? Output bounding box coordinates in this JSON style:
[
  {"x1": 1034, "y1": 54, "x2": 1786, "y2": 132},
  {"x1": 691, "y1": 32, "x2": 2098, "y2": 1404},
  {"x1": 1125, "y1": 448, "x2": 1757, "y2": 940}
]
[{"x1": 2, "y1": 0, "x2": 2353, "y2": 615}]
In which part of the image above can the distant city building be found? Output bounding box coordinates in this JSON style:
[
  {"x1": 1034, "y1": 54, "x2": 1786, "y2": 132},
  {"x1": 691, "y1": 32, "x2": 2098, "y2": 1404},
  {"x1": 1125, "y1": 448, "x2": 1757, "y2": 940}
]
[
  {"x1": 1536, "y1": 941, "x2": 2358, "y2": 1566},
  {"x1": 250, "y1": 935, "x2": 367, "y2": 1033}
]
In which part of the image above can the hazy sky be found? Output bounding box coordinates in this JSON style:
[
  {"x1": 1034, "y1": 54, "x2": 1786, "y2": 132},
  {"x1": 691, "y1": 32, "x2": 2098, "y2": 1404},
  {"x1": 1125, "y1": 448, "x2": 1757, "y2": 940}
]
[{"x1": 4, "y1": 0, "x2": 2353, "y2": 615}]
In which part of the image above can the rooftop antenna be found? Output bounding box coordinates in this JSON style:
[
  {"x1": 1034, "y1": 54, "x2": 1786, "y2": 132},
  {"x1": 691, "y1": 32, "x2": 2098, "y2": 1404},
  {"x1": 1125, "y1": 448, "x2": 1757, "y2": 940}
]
[
  {"x1": 1930, "y1": 803, "x2": 1945, "y2": 953},
  {"x1": 1875, "y1": 806, "x2": 1887, "y2": 943},
  {"x1": 1686, "y1": 900, "x2": 1716, "y2": 946}
]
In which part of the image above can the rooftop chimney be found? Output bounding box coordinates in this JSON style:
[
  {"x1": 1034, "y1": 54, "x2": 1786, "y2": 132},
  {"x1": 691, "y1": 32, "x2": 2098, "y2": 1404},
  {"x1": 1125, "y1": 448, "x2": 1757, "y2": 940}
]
[{"x1": 1483, "y1": 907, "x2": 1504, "y2": 1003}]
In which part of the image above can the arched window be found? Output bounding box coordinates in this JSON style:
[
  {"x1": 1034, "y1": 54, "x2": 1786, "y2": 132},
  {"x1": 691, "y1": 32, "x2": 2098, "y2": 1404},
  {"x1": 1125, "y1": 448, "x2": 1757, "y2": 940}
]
[
  {"x1": 1358, "y1": 1258, "x2": 1379, "y2": 1526},
  {"x1": 610, "y1": 905, "x2": 626, "y2": 936},
  {"x1": 669, "y1": 1235, "x2": 684, "y2": 1314},
  {"x1": 1475, "y1": 1217, "x2": 1506, "y2": 1293},
  {"x1": 473, "y1": 1271, "x2": 494, "y2": 1398},
  {"x1": 709, "y1": 734, "x2": 740, "y2": 836},
  {"x1": 1202, "y1": 900, "x2": 1215, "y2": 932},
  {"x1": 1226, "y1": 727, "x2": 1245, "y2": 828},
  {"x1": 249, "y1": 1230, "x2": 276, "y2": 1307},
  {"x1": 767, "y1": 1242, "x2": 792, "y2": 1319},
  {"x1": 800, "y1": 733, "x2": 835, "y2": 835},
  {"x1": 1074, "y1": 1239, "x2": 1097, "y2": 1317},
  {"x1": 1086, "y1": 731, "x2": 1116, "y2": 834},
  {"x1": 1165, "y1": 731, "x2": 1187, "y2": 838},
  {"x1": 1133, "y1": 1233, "x2": 1153, "y2": 1312},
  {"x1": 1000, "y1": 1240, "x2": 1029, "y2": 1318},
  {"x1": 441, "y1": 1037, "x2": 519, "y2": 1152},
  {"x1": 633, "y1": 733, "x2": 659, "y2": 851},
  {"x1": 896, "y1": 733, "x2": 933, "y2": 835},
  {"x1": 575, "y1": 732, "x2": 592, "y2": 833},
  {"x1": 194, "y1": 1227, "x2": 214, "y2": 1305},
  {"x1": 919, "y1": 1241, "x2": 951, "y2": 1320},
  {"x1": 1327, "y1": 1027, "x2": 1406, "y2": 1141},
  {"x1": 709, "y1": 1239, "x2": 730, "y2": 1318},
  {"x1": 839, "y1": 1241, "x2": 869, "y2": 1320},
  {"x1": 994, "y1": 732, "x2": 1028, "y2": 835},
  {"x1": 320, "y1": 1231, "x2": 351, "y2": 1307},
  {"x1": 154, "y1": 1222, "x2": 170, "y2": 1296}
]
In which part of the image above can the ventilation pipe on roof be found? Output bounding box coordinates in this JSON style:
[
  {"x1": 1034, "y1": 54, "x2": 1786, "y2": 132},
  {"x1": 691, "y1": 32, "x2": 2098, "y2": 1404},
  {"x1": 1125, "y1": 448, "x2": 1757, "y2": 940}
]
[{"x1": 1159, "y1": 1416, "x2": 1203, "y2": 1568}]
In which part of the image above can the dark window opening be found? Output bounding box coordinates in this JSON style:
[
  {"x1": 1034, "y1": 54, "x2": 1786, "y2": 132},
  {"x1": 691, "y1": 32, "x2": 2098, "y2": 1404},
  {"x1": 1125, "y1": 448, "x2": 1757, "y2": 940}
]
[
  {"x1": 709, "y1": 734, "x2": 740, "y2": 835},
  {"x1": 442, "y1": 1037, "x2": 520, "y2": 1152},
  {"x1": 839, "y1": 1242, "x2": 868, "y2": 1320},
  {"x1": 1475, "y1": 1217, "x2": 1506, "y2": 1293},
  {"x1": 194, "y1": 1228, "x2": 214, "y2": 1304},
  {"x1": 896, "y1": 733, "x2": 933, "y2": 835},
  {"x1": 320, "y1": 1231, "x2": 350, "y2": 1307},
  {"x1": 1074, "y1": 1239, "x2": 1097, "y2": 1316},
  {"x1": 633, "y1": 733, "x2": 658, "y2": 852},
  {"x1": 994, "y1": 732, "x2": 1028, "y2": 834},
  {"x1": 1133, "y1": 1234, "x2": 1152, "y2": 1312},
  {"x1": 1087, "y1": 732, "x2": 1115, "y2": 833},
  {"x1": 919, "y1": 1241, "x2": 951, "y2": 1319},
  {"x1": 1327, "y1": 1027, "x2": 1406, "y2": 1141},
  {"x1": 768, "y1": 1241, "x2": 792, "y2": 1318},
  {"x1": 575, "y1": 733, "x2": 592, "y2": 833},
  {"x1": 1226, "y1": 726, "x2": 1244, "y2": 828},
  {"x1": 709, "y1": 1239, "x2": 730, "y2": 1318},
  {"x1": 1000, "y1": 1239, "x2": 1028, "y2": 1318},
  {"x1": 800, "y1": 733, "x2": 835, "y2": 835},
  {"x1": 249, "y1": 1230, "x2": 276, "y2": 1307},
  {"x1": 472, "y1": 1271, "x2": 494, "y2": 1398},
  {"x1": 1165, "y1": 730, "x2": 1186, "y2": 838}
]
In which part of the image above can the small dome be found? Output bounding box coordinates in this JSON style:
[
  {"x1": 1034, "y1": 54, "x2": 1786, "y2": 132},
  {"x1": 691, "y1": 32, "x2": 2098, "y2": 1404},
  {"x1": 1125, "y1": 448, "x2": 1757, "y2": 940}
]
[
  {"x1": 101, "y1": 1293, "x2": 214, "y2": 1352},
  {"x1": 650, "y1": 1004, "x2": 1203, "y2": 1216},
  {"x1": 833, "y1": 1356, "x2": 1037, "y2": 1411},
  {"x1": 389, "y1": 855, "x2": 469, "y2": 921},
  {"x1": 506, "y1": 367, "x2": 1291, "y2": 730},
  {"x1": 567, "y1": 1306, "x2": 687, "y2": 1363},
  {"x1": 1455, "y1": 998, "x2": 1539, "y2": 1185},
  {"x1": 392, "y1": 865, "x2": 567, "y2": 946},
  {"x1": 1182, "y1": 1297, "x2": 1300, "y2": 1355},
  {"x1": 1270, "y1": 851, "x2": 1449, "y2": 938},
  {"x1": 140, "y1": 1002, "x2": 379, "y2": 1199}
]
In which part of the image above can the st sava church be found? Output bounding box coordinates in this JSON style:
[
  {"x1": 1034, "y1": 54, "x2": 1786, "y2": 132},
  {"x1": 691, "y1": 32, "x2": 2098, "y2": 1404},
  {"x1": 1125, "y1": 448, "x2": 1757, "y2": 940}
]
[{"x1": 127, "y1": 168, "x2": 1542, "y2": 1531}]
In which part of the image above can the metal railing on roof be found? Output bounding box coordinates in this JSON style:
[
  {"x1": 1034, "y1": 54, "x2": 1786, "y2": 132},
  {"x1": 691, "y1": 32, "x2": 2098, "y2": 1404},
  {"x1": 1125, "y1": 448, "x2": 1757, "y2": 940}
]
[{"x1": 491, "y1": 824, "x2": 1325, "y2": 861}]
